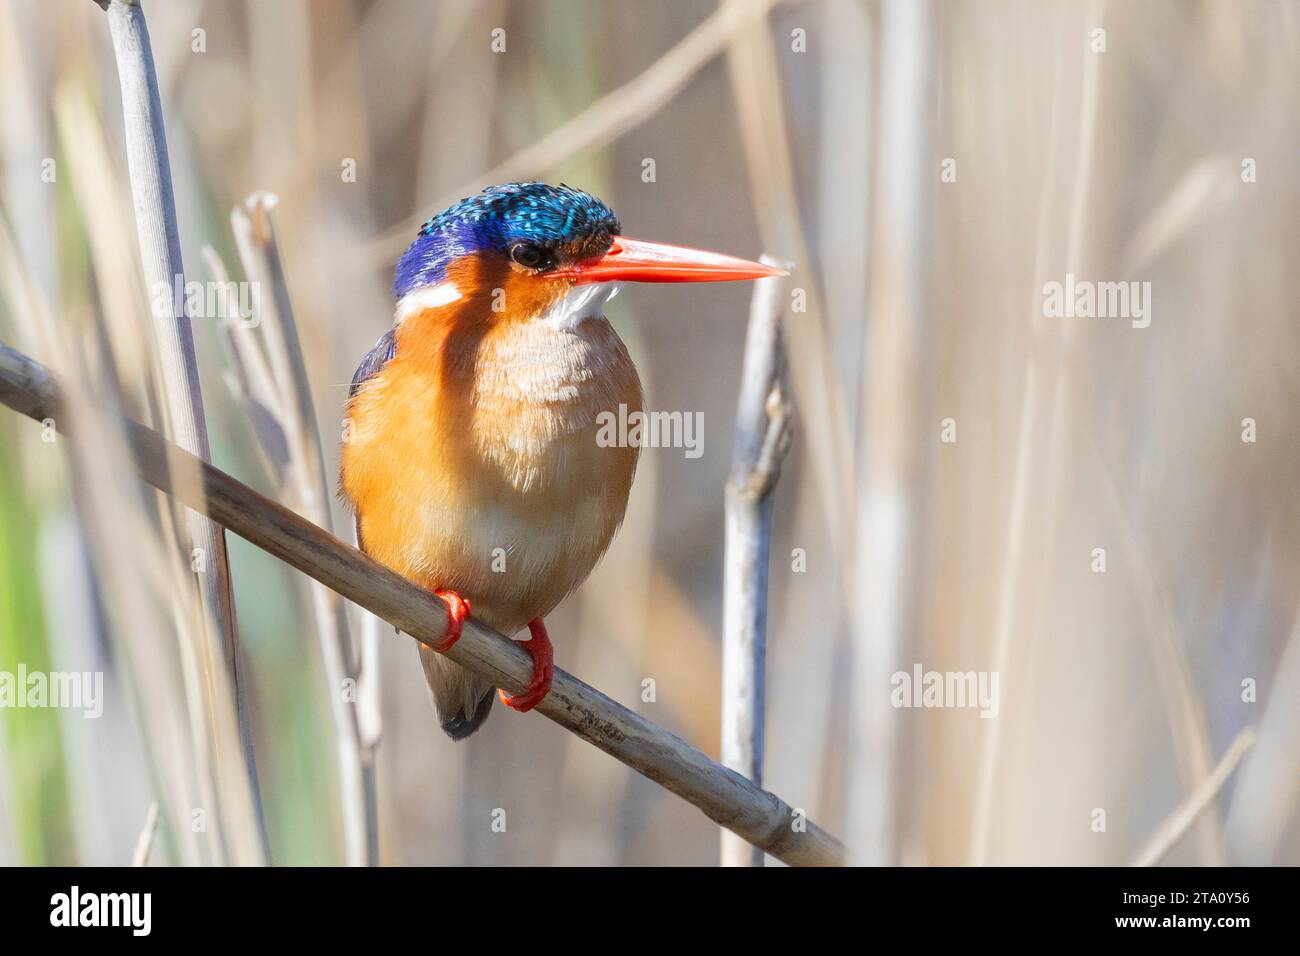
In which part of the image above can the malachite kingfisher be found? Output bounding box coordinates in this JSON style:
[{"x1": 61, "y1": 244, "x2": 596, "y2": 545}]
[{"x1": 342, "y1": 182, "x2": 782, "y2": 740}]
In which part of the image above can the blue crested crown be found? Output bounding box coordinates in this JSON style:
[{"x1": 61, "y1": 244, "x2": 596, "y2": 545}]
[{"x1": 393, "y1": 182, "x2": 620, "y2": 299}]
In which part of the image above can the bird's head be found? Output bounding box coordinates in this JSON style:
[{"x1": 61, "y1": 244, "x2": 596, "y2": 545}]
[{"x1": 393, "y1": 182, "x2": 784, "y2": 328}]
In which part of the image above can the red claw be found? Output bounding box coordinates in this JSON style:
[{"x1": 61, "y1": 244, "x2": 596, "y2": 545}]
[
  {"x1": 432, "y1": 588, "x2": 471, "y2": 653},
  {"x1": 499, "y1": 617, "x2": 554, "y2": 712}
]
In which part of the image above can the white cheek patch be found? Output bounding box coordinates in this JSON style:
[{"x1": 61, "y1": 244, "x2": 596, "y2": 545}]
[
  {"x1": 395, "y1": 281, "x2": 463, "y2": 323},
  {"x1": 538, "y1": 282, "x2": 621, "y2": 331}
]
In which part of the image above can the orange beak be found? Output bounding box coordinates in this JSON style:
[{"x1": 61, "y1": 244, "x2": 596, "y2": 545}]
[{"x1": 554, "y1": 236, "x2": 787, "y2": 284}]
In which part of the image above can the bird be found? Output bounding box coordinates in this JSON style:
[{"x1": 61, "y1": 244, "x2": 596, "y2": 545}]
[{"x1": 341, "y1": 182, "x2": 782, "y2": 740}]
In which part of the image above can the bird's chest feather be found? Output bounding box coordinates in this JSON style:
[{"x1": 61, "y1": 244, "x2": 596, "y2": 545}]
[{"x1": 342, "y1": 313, "x2": 641, "y2": 632}]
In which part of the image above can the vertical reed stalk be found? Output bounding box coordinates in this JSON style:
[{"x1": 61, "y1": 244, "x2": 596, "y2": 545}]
[
  {"x1": 228, "y1": 193, "x2": 377, "y2": 866},
  {"x1": 94, "y1": 0, "x2": 266, "y2": 854},
  {"x1": 721, "y1": 260, "x2": 792, "y2": 867},
  {"x1": 849, "y1": 0, "x2": 935, "y2": 867}
]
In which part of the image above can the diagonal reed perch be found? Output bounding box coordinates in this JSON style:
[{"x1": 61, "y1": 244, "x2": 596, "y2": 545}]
[{"x1": 0, "y1": 343, "x2": 844, "y2": 867}]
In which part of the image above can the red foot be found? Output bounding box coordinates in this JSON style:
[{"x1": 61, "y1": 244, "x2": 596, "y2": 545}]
[
  {"x1": 431, "y1": 589, "x2": 471, "y2": 653},
  {"x1": 499, "y1": 617, "x2": 554, "y2": 712}
]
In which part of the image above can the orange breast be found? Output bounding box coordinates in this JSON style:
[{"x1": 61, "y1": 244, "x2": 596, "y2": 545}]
[{"x1": 341, "y1": 292, "x2": 642, "y2": 636}]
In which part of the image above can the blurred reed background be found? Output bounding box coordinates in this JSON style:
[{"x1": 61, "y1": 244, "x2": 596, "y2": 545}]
[{"x1": 0, "y1": 0, "x2": 1296, "y2": 865}]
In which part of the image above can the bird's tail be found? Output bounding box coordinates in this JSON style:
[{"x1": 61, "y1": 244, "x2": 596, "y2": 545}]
[{"x1": 419, "y1": 645, "x2": 495, "y2": 740}]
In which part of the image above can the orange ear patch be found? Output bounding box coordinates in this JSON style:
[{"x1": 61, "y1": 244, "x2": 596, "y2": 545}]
[{"x1": 437, "y1": 251, "x2": 570, "y2": 329}]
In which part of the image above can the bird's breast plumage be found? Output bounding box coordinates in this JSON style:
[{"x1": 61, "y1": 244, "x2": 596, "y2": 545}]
[{"x1": 342, "y1": 299, "x2": 641, "y2": 636}]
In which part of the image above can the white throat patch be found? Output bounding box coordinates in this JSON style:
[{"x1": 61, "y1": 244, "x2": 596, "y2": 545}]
[{"x1": 538, "y1": 282, "x2": 621, "y2": 331}]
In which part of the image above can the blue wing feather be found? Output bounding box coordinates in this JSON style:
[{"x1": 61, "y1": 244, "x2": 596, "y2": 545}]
[
  {"x1": 350, "y1": 327, "x2": 397, "y2": 398},
  {"x1": 347, "y1": 327, "x2": 395, "y2": 547}
]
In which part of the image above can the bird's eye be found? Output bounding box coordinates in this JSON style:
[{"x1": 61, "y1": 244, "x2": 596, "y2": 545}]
[{"x1": 510, "y1": 243, "x2": 545, "y2": 269}]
